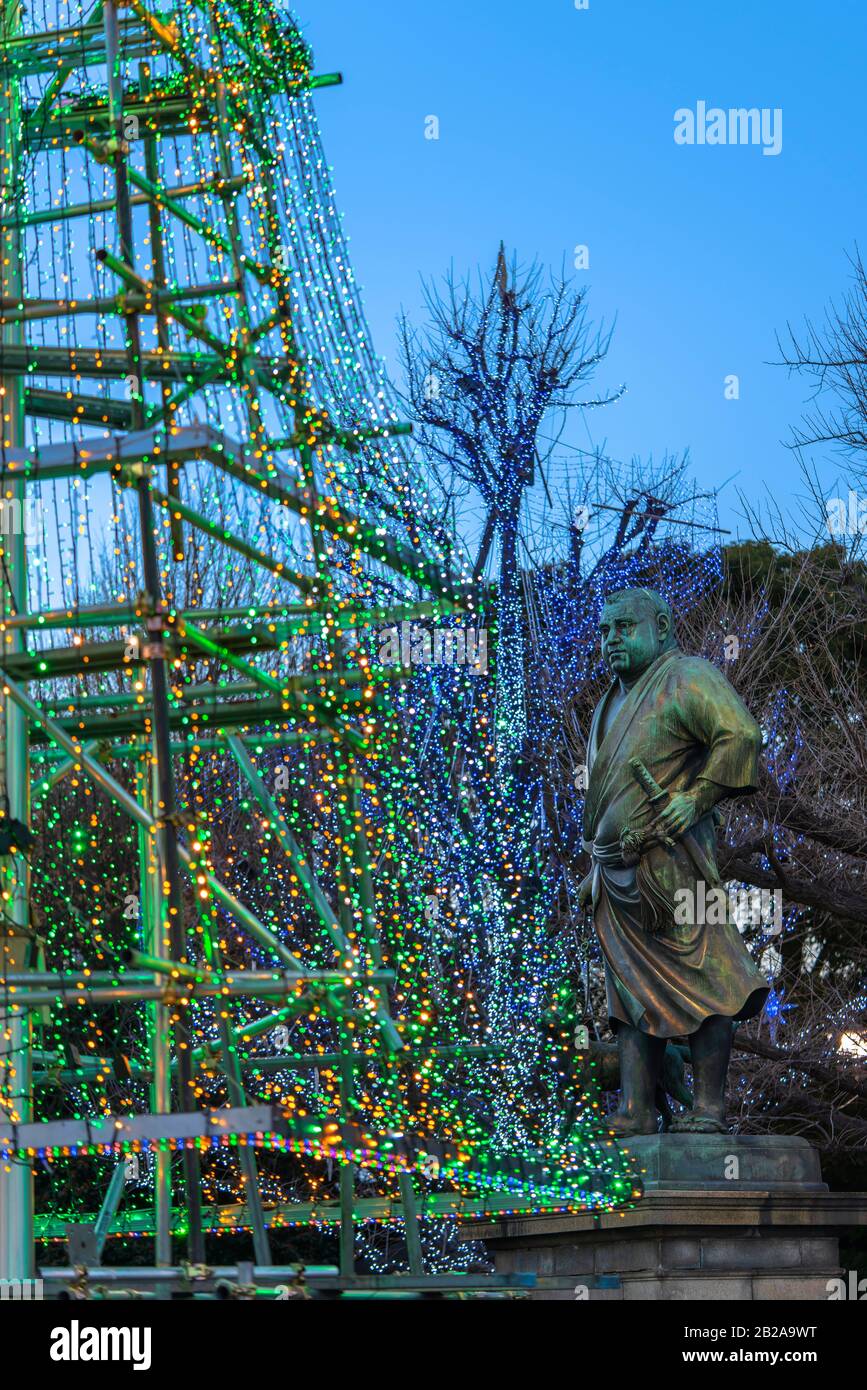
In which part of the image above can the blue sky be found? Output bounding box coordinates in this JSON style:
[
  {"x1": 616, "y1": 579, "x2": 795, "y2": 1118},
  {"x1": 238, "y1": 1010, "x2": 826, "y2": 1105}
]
[{"x1": 298, "y1": 0, "x2": 867, "y2": 540}]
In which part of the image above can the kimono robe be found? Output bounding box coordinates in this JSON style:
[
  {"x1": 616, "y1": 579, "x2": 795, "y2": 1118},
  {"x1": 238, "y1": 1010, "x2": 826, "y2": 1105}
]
[{"x1": 582, "y1": 647, "x2": 769, "y2": 1038}]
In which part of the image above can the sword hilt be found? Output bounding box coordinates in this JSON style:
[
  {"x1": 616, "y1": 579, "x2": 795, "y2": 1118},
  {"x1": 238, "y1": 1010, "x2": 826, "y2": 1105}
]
[{"x1": 628, "y1": 757, "x2": 668, "y2": 807}]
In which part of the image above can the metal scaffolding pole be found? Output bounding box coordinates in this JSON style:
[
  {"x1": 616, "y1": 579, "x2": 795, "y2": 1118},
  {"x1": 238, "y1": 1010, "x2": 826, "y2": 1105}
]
[
  {"x1": 102, "y1": 0, "x2": 203, "y2": 1262},
  {"x1": 0, "y1": 0, "x2": 33, "y2": 1281},
  {"x1": 136, "y1": 750, "x2": 172, "y2": 1265}
]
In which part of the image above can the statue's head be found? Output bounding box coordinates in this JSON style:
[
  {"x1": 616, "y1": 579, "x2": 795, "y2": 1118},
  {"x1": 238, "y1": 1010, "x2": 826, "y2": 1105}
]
[{"x1": 599, "y1": 588, "x2": 677, "y2": 684}]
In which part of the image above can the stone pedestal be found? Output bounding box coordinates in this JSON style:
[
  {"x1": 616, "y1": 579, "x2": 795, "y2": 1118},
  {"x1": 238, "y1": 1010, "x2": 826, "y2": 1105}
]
[{"x1": 459, "y1": 1135, "x2": 867, "y2": 1301}]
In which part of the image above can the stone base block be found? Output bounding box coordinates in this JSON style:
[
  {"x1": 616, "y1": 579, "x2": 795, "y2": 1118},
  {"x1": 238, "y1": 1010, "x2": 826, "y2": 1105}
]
[
  {"x1": 621, "y1": 1132, "x2": 825, "y2": 1190},
  {"x1": 459, "y1": 1136, "x2": 867, "y2": 1301}
]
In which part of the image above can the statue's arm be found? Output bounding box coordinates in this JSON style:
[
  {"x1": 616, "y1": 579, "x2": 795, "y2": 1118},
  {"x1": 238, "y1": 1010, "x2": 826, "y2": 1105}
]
[
  {"x1": 654, "y1": 663, "x2": 762, "y2": 839},
  {"x1": 678, "y1": 660, "x2": 762, "y2": 794}
]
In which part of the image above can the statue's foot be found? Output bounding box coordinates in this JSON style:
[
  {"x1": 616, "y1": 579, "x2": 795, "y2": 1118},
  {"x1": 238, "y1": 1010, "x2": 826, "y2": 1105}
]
[
  {"x1": 668, "y1": 1111, "x2": 727, "y2": 1134},
  {"x1": 604, "y1": 1110, "x2": 658, "y2": 1138}
]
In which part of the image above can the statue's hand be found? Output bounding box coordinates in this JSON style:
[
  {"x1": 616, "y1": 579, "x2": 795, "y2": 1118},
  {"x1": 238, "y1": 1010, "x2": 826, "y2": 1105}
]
[
  {"x1": 653, "y1": 791, "x2": 699, "y2": 840},
  {"x1": 578, "y1": 872, "x2": 594, "y2": 909}
]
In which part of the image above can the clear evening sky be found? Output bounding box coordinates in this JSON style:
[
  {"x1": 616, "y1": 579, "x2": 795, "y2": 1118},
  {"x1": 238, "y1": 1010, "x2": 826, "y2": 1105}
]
[{"x1": 300, "y1": 0, "x2": 867, "y2": 541}]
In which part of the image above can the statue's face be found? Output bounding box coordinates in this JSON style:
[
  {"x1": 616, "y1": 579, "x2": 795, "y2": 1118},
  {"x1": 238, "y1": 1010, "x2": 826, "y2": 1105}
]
[{"x1": 599, "y1": 598, "x2": 666, "y2": 682}]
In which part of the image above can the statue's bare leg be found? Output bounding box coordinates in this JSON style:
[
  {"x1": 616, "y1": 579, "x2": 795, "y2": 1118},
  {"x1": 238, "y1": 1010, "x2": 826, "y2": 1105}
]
[
  {"x1": 670, "y1": 1013, "x2": 732, "y2": 1133},
  {"x1": 605, "y1": 1023, "x2": 666, "y2": 1137}
]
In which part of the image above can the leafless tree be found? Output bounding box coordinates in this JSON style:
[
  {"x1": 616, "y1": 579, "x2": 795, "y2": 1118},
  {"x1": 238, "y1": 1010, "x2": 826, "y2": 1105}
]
[
  {"x1": 778, "y1": 249, "x2": 867, "y2": 470},
  {"x1": 399, "y1": 247, "x2": 621, "y2": 567}
]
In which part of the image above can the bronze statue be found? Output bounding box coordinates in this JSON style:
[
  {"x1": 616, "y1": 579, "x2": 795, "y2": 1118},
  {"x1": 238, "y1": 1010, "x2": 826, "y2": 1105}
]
[{"x1": 578, "y1": 588, "x2": 769, "y2": 1136}]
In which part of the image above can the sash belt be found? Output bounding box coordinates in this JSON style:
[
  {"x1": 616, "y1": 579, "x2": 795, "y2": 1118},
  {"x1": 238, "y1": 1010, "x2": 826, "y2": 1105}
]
[{"x1": 581, "y1": 836, "x2": 625, "y2": 870}]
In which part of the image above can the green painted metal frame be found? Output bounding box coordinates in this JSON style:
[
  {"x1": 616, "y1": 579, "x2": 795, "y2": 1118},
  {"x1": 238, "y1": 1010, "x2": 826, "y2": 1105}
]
[
  {"x1": 0, "y1": 0, "x2": 471, "y2": 1282},
  {"x1": 0, "y1": 0, "x2": 33, "y2": 1283}
]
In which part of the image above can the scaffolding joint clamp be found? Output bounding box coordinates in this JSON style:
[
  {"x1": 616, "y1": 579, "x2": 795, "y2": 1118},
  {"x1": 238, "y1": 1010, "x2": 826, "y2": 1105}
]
[{"x1": 119, "y1": 460, "x2": 151, "y2": 485}]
